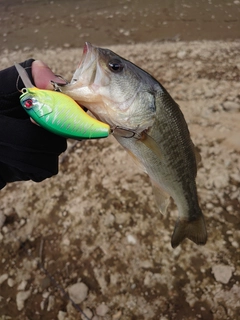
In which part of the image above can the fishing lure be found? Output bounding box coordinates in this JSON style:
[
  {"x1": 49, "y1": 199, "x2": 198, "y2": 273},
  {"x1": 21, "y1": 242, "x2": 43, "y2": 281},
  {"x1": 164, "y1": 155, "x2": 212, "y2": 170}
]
[{"x1": 15, "y1": 63, "x2": 110, "y2": 139}]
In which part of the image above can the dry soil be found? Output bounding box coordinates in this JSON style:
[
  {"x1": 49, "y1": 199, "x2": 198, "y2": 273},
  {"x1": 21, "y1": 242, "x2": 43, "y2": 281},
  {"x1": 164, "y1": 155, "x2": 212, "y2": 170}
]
[{"x1": 0, "y1": 1, "x2": 240, "y2": 320}]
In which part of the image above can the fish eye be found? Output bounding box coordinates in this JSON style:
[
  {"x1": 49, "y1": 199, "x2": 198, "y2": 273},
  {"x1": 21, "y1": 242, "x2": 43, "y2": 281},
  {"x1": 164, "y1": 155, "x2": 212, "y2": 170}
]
[{"x1": 108, "y1": 59, "x2": 124, "y2": 73}]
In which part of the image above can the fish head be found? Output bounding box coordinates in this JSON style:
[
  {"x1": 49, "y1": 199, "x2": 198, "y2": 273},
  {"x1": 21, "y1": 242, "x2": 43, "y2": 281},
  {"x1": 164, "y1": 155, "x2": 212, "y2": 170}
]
[{"x1": 61, "y1": 42, "x2": 160, "y2": 134}]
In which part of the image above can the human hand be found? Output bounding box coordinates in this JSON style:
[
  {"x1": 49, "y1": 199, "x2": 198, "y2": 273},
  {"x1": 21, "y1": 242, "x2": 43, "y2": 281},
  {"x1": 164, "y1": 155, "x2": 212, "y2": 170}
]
[
  {"x1": 31, "y1": 60, "x2": 66, "y2": 90},
  {"x1": 0, "y1": 59, "x2": 67, "y2": 189},
  {"x1": 29, "y1": 60, "x2": 66, "y2": 125}
]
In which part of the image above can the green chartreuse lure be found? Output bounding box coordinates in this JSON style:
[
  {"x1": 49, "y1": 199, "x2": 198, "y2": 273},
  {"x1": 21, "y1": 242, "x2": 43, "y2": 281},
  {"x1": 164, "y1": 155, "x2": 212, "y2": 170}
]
[{"x1": 15, "y1": 63, "x2": 110, "y2": 139}]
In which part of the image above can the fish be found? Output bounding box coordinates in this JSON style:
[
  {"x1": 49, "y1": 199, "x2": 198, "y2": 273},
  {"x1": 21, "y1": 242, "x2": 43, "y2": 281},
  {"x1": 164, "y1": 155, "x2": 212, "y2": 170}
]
[
  {"x1": 57, "y1": 42, "x2": 207, "y2": 248},
  {"x1": 15, "y1": 63, "x2": 110, "y2": 140}
]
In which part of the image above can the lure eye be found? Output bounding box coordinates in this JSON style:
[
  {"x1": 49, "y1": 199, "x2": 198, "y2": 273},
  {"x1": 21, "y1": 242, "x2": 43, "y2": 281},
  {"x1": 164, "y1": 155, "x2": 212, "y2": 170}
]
[
  {"x1": 24, "y1": 99, "x2": 33, "y2": 109},
  {"x1": 108, "y1": 59, "x2": 124, "y2": 73}
]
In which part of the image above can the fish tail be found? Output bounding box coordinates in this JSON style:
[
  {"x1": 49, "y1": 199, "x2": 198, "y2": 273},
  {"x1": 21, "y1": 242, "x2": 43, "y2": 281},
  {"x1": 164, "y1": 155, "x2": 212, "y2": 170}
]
[{"x1": 171, "y1": 213, "x2": 207, "y2": 248}]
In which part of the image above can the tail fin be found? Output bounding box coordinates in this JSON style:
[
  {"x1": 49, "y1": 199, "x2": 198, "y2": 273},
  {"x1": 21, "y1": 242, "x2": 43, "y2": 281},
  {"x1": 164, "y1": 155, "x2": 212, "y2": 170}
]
[{"x1": 171, "y1": 215, "x2": 207, "y2": 248}]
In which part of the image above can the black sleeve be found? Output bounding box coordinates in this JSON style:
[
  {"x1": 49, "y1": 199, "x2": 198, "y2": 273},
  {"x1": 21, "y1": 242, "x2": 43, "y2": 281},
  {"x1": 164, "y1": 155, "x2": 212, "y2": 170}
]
[{"x1": 0, "y1": 59, "x2": 67, "y2": 189}]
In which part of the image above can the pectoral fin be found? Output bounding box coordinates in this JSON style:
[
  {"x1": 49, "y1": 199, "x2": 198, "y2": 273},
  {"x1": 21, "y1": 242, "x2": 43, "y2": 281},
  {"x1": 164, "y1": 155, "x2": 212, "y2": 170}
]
[
  {"x1": 125, "y1": 149, "x2": 147, "y2": 173},
  {"x1": 151, "y1": 180, "x2": 170, "y2": 214},
  {"x1": 139, "y1": 132, "x2": 162, "y2": 159}
]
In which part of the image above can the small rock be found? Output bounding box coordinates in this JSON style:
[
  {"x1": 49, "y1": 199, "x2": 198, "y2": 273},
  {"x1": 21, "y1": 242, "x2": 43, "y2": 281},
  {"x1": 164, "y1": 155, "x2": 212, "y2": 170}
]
[
  {"x1": 17, "y1": 280, "x2": 28, "y2": 291},
  {"x1": 81, "y1": 308, "x2": 93, "y2": 320},
  {"x1": 177, "y1": 50, "x2": 187, "y2": 59},
  {"x1": 68, "y1": 282, "x2": 88, "y2": 304},
  {"x1": 115, "y1": 212, "x2": 130, "y2": 225},
  {"x1": 47, "y1": 295, "x2": 55, "y2": 311},
  {"x1": 212, "y1": 264, "x2": 234, "y2": 284},
  {"x1": 62, "y1": 237, "x2": 70, "y2": 246},
  {"x1": 16, "y1": 290, "x2": 31, "y2": 311},
  {"x1": 7, "y1": 278, "x2": 15, "y2": 287},
  {"x1": 42, "y1": 291, "x2": 50, "y2": 299},
  {"x1": 96, "y1": 303, "x2": 109, "y2": 317},
  {"x1": 0, "y1": 273, "x2": 8, "y2": 285},
  {"x1": 127, "y1": 234, "x2": 137, "y2": 244},
  {"x1": 63, "y1": 43, "x2": 70, "y2": 48},
  {"x1": 104, "y1": 213, "x2": 115, "y2": 227},
  {"x1": 19, "y1": 218, "x2": 26, "y2": 227},
  {"x1": 112, "y1": 310, "x2": 122, "y2": 319},
  {"x1": 223, "y1": 101, "x2": 239, "y2": 112},
  {"x1": 2, "y1": 226, "x2": 8, "y2": 234},
  {"x1": 58, "y1": 311, "x2": 67, "y2": 320}
]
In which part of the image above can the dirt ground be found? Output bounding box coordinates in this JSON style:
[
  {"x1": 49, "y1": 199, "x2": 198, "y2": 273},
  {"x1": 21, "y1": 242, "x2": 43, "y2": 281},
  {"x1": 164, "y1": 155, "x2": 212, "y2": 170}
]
[
  {"x1": 0, "y1": 1, "x2": 240, "y2": 320},
  {"x1": 1, "y1": 0, "x2": 240, "y2": 51}
]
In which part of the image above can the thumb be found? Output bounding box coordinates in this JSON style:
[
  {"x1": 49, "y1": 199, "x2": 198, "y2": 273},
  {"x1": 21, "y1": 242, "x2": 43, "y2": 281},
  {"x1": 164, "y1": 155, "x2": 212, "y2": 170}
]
[{"x1": 31, "y1": 60, "x2": 66, "y2": 90}]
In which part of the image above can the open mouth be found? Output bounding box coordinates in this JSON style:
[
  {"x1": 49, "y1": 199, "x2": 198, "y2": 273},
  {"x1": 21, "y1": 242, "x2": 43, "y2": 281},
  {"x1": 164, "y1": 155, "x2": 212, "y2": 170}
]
[{"x1": 51, "y1": 42, "x2": 96, "y2": 91}]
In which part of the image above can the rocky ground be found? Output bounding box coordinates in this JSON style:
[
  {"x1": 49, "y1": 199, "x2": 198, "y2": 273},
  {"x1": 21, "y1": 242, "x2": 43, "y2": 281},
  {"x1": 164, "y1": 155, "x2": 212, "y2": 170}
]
[{"x1": 0, "y1": 40, "x2": 239, "y2": 320}]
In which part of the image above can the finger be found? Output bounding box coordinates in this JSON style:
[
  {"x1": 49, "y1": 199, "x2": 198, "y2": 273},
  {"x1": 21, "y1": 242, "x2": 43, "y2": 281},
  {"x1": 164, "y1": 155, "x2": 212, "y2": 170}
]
[{"x1": 32, "y1": 60, "x2": 66, "y2": 90}]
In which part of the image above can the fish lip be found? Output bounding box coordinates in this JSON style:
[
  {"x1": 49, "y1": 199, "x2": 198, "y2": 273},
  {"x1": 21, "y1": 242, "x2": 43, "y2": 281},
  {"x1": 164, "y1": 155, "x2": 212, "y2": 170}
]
[
  {"x1": 78, "y1": 42, "x2": 94, "y2": 69},
  {"x1": 70, "y1": 42, "x2": 98, "y2": 85},
  {"x1": 83, "y1": 41, "x2": 93, "y2": 55}
]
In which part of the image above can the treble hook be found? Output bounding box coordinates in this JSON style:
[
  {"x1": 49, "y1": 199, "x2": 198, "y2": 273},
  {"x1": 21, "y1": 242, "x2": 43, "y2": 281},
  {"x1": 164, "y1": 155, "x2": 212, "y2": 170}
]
[{"x1": 111, "y1": 126, "x2": 137, "y2": 138}]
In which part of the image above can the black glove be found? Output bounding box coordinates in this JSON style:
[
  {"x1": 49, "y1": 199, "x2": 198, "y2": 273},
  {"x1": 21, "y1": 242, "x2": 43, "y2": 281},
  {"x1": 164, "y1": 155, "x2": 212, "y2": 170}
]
[{"x1": 0, "y1": 59, "x2": 67, "y2": 189}]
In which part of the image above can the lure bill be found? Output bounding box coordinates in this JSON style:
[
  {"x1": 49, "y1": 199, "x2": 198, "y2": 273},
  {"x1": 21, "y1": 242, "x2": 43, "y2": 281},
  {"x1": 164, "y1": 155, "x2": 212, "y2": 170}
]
[{"x1": 15, "y1": 63, "x2": 110, "y2": 140}]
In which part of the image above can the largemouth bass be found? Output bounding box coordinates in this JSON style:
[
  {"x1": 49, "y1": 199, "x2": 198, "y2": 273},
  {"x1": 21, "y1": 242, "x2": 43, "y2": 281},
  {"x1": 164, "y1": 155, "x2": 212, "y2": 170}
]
[{"x1": 58, "y1": 42, "x2": 207, "y2": 248}]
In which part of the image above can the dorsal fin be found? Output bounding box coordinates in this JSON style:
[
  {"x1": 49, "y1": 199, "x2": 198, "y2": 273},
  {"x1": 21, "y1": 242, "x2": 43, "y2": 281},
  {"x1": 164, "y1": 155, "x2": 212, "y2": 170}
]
[{"x1": 125, "y1": 149, "x2": 147, "y2": 173}]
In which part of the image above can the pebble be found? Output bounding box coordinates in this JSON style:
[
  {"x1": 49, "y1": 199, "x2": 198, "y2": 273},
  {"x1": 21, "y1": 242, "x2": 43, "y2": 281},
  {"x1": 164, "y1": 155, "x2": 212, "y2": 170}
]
[
  {"x1": 7, "y1": 278, "x2": 15, "y2": 287},
  {"x1": 177, "y1": 50, "x2": 187, "y2": 59},
  {"x1": 212, "y1": 265, "x2": 234, "y2": 284},
  {"x1": 0, "y1": 273, "x2": 8, "y2": 285},
  {"x1": 112, "y1": 310, "x2": 122, "y2": 319},
  {"x1": 2, "y1": 226, "x2": 8, "y2": 234},
  {"x1": 58, "y1": 311, "x2": 67, "y2": 320},
  {"x1": 127, "y1": 234, "x2": 137, "y2": 244},
  {"x1": 81, "y1": 308, "x2": 93, "y2": 319},
  {"x1": 16, "y1": 290, "x2": 31, "y2": 311},
  {"x1": 96, "y1": 303, "x2": 109, "y2": 316},
  {"x1": 62, "y1": 237, "x2": 70, "y2": 246},
  {"x1": 47, "y1": 295, "x2": 55, "y2": 311},
  {"x1": 115, "y1": 212, "x2": 130, "y2": 225},
  {"x1": 104, "y1": 213, "x2": 115, "y2": 227},
  {"x1": 223, "y1": 101, "x2": 239, "y2": 112},
  {"x1": 68, "y1": 282, "x2": 88, "y2": 304},
  {"x1": 17, "y1": 280, "x2": 28, "y2": 291},
  {"x1": 42, "y1": 291, "x2": 50, "y2": 299}
]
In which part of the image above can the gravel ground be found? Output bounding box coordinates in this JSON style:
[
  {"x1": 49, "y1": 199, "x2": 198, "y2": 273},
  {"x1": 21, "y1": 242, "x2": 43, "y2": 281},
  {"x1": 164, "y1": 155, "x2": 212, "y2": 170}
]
[{"x1": 0, "y1": 40, "x2": 240, "y2": 320}]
